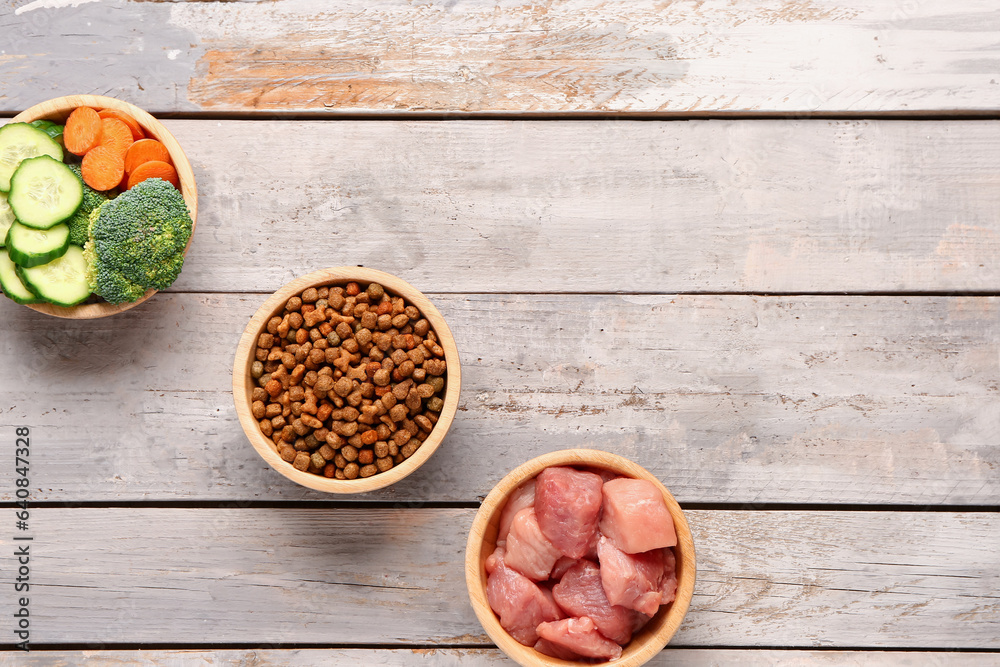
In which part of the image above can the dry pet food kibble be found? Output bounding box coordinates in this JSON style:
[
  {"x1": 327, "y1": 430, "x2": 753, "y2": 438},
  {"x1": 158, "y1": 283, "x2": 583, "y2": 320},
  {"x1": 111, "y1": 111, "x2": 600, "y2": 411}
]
[{"x1": 252, "y1": 282, "x2": 448, "y2": 480}]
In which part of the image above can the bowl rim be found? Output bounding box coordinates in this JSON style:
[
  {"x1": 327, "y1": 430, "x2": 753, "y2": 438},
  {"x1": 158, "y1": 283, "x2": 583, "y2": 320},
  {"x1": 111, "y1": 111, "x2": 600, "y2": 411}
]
[
  {"x1": 10, "y1": 94, "x2": 198, "y2": 319},
  {"x1": 232, "y1": 266, "x2": 462, "y2": 494},
  {"x1": 464, "y1": 448, "x2": 696, "y2": 667}
]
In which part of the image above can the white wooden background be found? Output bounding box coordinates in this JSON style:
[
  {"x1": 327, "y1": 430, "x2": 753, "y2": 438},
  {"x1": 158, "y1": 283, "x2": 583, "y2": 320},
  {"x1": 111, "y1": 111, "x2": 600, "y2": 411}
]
[
  {"x1": 3, "y1": 0, "x2": 1000, "y2": 116},
  {"x1": 1, "y1": 0, "x2": 999, "y2": 665}
]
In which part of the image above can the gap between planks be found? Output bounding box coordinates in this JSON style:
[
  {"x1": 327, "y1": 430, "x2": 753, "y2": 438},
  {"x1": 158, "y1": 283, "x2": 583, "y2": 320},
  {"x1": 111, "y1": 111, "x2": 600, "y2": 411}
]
[
  {"x1": 163, "y1": 289, "x2": 1000, "y2": 297},
  {"x1": 6, "y1": 644, "x2": 1000, "y2": 652},
  {"x1": 5, "y1": 647, "x2": 1000, "y2": 667},
  {"x1": 49, "y1": 111, "x2": 1000, "y2": 121},
  {"x1": 2, "y1": 501, "x2": 998, "y2": 512},
  {"x1": 12, "y1": 112, "x2": 1000, "y2": 122}
]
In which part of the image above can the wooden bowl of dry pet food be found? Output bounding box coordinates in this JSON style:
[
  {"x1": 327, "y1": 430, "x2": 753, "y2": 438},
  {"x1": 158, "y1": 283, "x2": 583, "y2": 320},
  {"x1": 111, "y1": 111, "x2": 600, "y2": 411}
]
[{"x1": 233, "y1": 267, "x2": 461, "y2": 494}]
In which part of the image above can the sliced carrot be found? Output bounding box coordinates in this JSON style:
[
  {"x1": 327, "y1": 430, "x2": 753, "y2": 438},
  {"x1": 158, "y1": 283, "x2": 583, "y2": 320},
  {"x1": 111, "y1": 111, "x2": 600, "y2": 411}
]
[
  {"x1": 127, "y1": 160, "x2": 179, "y2": 190},
  {"x1": 63, "y1": 107, "x2": 103, "y2": 156},
  {"x1": 81, "y1": 145, "x2": 125, "y2": 192},
  {"x1": 124, "y1": 138, "x2": 171, "y2": 175},
  {"x1": 98, "y1": 108, "x2": 145, "y2": 141},
  {"x1": 97, "y1": 118, "x2": 134, "y2": 159}
]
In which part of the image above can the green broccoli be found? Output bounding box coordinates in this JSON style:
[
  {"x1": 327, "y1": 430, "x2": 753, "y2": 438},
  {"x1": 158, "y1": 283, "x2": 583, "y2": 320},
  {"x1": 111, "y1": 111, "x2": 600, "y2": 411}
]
[
  {"x1": 83, "y1": 178, "x2": 193, "y2": 304},
  {"x1": 66, "y1": 164, "x2": 112, "y2": 247}
]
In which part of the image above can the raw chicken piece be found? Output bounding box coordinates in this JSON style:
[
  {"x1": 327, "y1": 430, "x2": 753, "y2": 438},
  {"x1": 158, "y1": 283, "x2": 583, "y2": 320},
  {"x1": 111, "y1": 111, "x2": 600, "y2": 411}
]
[
  {"x1": 504, "y1": 508, "x2": 563, "y2": 581},
  {"x1": 536, "y1": 616, "x2": 623, "y2": 661},
  {"x1": 535, "y1": 466, "x2": 604, "y2": 559},
  {"x1": 660, "y1": 547, "x2": 678, "y2": 604},
  {"x1": 533, "y1": 636, "x2": 583, "y2": 660},
  {"x1": 486, "y1": 551, "x2": 564, "y2": 646},
  {"x1": 599, "y1": 478, "x2": 677, "y2": 554},
  {"x1": 497, "y1": 479, "x2": 536, "y2": 545},
  {"x1": 597, "y1": 535, "x2": 671, "y2": 616},
  {"x1": 552, "y1": 560, "x2": 641, "y2": 644}
]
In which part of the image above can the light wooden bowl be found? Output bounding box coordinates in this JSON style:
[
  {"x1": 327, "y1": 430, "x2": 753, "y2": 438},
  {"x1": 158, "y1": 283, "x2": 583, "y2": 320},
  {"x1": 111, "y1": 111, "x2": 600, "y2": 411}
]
[
  {"x1": 233, "y1": 267, "x2": 461, "y2": 494},
  {"x1": 10, "y1": 94, "x2": 198, "y2": 318},
  {"x1": 465, "y1": 449, "x2": 696, "y2": 667}
]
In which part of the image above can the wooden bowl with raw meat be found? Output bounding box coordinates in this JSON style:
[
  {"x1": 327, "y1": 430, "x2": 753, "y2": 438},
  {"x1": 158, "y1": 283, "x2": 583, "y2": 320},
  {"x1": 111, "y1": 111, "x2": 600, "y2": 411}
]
[{"x1": 465, "y1": 449, "x2": 695, "y2": 666}]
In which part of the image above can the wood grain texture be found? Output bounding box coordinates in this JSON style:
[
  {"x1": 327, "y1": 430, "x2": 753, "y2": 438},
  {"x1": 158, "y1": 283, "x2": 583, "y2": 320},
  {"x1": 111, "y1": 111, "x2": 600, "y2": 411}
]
[
  {"x1": 161, "y1": 119, "x2": 998, "y2": 293},
  {"x1": 0, "y1": 293, "x2": 995, "y2": 504},
  {"x1": 3, "y1": 117, "x2": 997, "y2": 294},
  {"x1": 5, "y1": 508, "x2": 997, "y2": 647},
  {"x1": 11, "y1": 649, "x2": 1000, "y2": 666},
  {"x1": 2, "y1": 4, "x2": 996, "y2": 661},
  {"x1": 4, "y1": 0, "x2": 1000, "y2": 115}
]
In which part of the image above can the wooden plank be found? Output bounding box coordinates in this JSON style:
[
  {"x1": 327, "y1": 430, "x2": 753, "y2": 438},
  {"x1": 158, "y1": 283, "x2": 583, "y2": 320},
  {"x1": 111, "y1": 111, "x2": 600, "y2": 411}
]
[
  {"x1": 158, "y1": 119, "x2": 1000, "y2": 293},
  {"x1": 2, "y1": 118, "x2": 997, "y2": 293},
  {"x1": 4, "y1": 1, "x2": 1000, "y2": 115},
  {"x1": 6, "y1": 508, "x2": 997, "y2": 647},
  {"x1": 12, "y1": 649, "x2": 1000, "y2": 666},
  {"x1": 1, "y1": 293, "x2": 995, "y2": 504}
]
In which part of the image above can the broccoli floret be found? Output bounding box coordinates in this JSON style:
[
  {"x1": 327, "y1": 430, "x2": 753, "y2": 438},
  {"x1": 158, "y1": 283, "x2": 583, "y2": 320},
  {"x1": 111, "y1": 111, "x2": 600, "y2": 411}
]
[
  {"x1": 66, "y1": 164, "x2": 112, "y2": 247},
  {"x1": 83, "y1": 178, "x2": 193, "y2": 304}
]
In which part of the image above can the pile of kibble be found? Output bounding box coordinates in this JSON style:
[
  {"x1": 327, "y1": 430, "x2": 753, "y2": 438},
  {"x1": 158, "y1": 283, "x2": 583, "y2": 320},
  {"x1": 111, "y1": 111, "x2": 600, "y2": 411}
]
[{"x1": 250, "y1": 281, "x2": 447, "y2": 480}]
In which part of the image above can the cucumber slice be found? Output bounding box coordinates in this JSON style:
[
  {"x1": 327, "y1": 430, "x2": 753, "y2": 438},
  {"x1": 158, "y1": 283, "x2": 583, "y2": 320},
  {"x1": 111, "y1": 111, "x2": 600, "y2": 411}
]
[
  {"x1": 0, "y1": 248, "x2": 39, "y2": 304},
  {"x1": 8, "y1": 155, "x2": 83, "y2": 229},
  {"x1": 6, "y1": 219, "x2": 70, "y2": 268},
  {"x1": 30, "y1": 119, "x2": 64, "y2": 141},
  {"x1": 0, "y1": 192, "x2": 13, "y2": 247},
  {"x1": 0, "y1": 122, "x2": 63, "y2": 192},
  {"x1": 15, "y1": 245, "x2": 91, "y2": 307}
]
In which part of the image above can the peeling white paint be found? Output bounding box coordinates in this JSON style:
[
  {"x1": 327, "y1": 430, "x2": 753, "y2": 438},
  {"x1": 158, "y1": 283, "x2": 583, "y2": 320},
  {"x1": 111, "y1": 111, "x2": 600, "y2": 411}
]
[
  {"x1": 167, "y1": 49, "x2": 181, "y2": 60},
  {"x1": 14, "y1": 0, "x2": 100, "y2": 15}
]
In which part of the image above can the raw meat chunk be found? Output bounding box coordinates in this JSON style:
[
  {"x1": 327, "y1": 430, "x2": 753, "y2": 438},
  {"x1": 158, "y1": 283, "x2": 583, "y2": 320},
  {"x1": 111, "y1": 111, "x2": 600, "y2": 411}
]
[
  {"x1": 660, "y1": 547, "x2": 678, "y2": 604},
  {"x1": 549, "y1": 556, "x2": 578, "y2": 581},
  {"x1": 504, "y1": 508, "x2": 563, "y2": 581},
  {"x1": 497, "y1": 479, "x2": 536, "y2": 545},
  {"x1": 551, "y1": 560, "x2": 641, "y2": 644},
  {"x1": 486, "y1": 552, "x2": 564, "y2": 646},
  {"x1": 597, "y1": 535, "x2": 673, "y2": 616},
  {"x1": 630, "y1": 609, "x2": 653, "y2": 638},
  {"x1": 536, "y1": 616, "x2": 623, "y2": 661},
  {"x1": 485, "y1": 544, "x2": 505, "y2": 575},
  {"x1": 582, "y1": 466, "x2": 621, "y2": 483},
  {"x1": 535, "y1": 466, "x2": 604, "y2": 559},
  {"x1": 533, "y1": 636, "x2": 583, "y2": 660},
  {"x1": 599, "y1": 478, "x2": 676, "y2": 553}
]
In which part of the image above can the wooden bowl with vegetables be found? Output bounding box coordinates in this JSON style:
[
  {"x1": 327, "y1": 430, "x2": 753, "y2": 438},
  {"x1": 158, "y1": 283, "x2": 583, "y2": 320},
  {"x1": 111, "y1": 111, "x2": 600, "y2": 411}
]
[
  {"x1": 0, "y1": 94, "x2": 197, "y2": 319},
  {"x1": 233, "y1": 267, "x2": 461, "y2": 494},
  {"x1": 465, "y1": 449, "x2": 696, "y2": 667}
]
